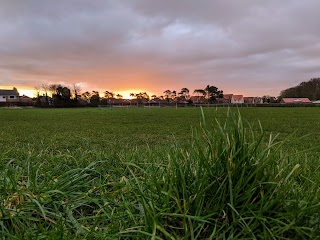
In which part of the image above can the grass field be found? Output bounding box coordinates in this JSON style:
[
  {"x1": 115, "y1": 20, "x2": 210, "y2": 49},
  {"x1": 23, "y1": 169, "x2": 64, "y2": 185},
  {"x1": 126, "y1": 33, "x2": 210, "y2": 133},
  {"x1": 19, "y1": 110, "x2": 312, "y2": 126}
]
[{"x1": 0, "y1": 107, "x2": 319, "y2": 239}]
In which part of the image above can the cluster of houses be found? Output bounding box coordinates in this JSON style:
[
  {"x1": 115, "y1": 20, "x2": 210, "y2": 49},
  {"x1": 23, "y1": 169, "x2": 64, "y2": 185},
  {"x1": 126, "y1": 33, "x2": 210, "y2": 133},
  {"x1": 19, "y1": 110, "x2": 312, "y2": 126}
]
[
  {"x1": 1, "y1": 87, "x2": 320, "y2": 106},
  {"x1": 0, "y1": 88, "x2": 19, "y2": 103},
  {"x1": 0, "y1": 88, "x2": 33, "y2": 105},
  {"x1": 191, "y1": 94, "x2": 316, "y2": 104},
  {"x1": 190, "y1": 94, "x2": 264, "y2": 104}
]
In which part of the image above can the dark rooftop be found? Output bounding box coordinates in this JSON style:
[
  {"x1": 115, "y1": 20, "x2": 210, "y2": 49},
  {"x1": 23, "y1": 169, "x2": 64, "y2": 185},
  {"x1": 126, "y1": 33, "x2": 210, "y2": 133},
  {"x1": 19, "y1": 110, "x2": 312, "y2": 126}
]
[{"x1": 0, "y1": 89, "x2": 19, "y2": 96}]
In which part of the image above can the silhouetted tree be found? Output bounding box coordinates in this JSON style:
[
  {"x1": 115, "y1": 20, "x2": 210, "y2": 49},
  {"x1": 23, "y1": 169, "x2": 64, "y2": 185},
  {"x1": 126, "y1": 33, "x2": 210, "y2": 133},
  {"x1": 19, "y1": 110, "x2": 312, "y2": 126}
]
[
  {"x1": 34, "y1": 86, "x2": 41, "y2": 107},
  {"x1": 163, "y1": 90, "x2": 172, "y2": 102},
  {"x1": 178, "y1": 88, "x2": 190, "y2": 101},
  {"x1": 57, "y1": 86, "x2": 71, "y2": 101},
  {"x1": 49, "y1": 84, "x2": 72, "y2": 107},
  {"x1": 90, "y1": 91, "x2": 100, "y2": 106},
  {"x1": 136, "y1": 92, "x2": 149, "y2": 100},
  {"x1": 116, "y1": 94, "x2": 123, "y2": 99},
  {"x1": 72, "y1": 84, "x2": 81, "y2": 102},
  {"x1": 130, "y1": 92, "x2": 149, "y2": 103},
  {"x1": 279, "y1": 78, "x2": 320, "y2": 100},
  {"x1": 81, "y1": 91, "x2": 91, "y2": 103},
  {"x1": 204, "y1": 85, "x2": 223, "y2": 103},
  {"x1": 172, "y1": 90, "x2": 177, "y2": 99},
  {"x1": 163, "y1": 90, "x2": 177, "y2": 102},
  {"x1": 193, "y1": 89, "x2": 206, "y2": 96},
  {"x1": 105, "y1": 91, "x2": 114, "y2": 99},
  {"x1": 41, "y1": 84, "x2": 50, "y2": 107}
]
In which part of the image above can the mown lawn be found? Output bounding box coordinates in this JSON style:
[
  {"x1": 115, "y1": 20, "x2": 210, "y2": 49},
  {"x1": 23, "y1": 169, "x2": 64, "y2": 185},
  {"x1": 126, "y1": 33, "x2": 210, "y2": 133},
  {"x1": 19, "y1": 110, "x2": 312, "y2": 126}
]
[
  {"x1": 0, "y1": 107, "x2": 319, "y2": 239},
  {"x1": 1, "y1": 107, "x2": 320, "y2": 151}
]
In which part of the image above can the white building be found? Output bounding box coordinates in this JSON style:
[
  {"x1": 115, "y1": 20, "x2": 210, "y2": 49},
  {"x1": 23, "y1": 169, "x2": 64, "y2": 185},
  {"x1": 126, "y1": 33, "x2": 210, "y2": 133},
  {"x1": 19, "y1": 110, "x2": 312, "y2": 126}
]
[{"x1": 0, "y1": 88, "x2": 19, "y2": 102}]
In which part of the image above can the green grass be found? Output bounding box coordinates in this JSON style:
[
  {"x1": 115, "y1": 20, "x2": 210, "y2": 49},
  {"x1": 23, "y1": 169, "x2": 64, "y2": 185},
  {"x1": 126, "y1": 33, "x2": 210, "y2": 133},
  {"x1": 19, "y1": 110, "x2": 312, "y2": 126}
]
[{"x1": 0, "y1": 107, "x2": 319, "y2": 239}]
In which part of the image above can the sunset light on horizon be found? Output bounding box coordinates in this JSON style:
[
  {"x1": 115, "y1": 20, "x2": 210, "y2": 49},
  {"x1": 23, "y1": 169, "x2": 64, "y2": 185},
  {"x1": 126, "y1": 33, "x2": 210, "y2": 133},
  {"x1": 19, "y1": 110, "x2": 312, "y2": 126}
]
[
  {"x1": 1, "y1": 0, "x2": 320, "y2": 97},
  {"x1": 5, "y1": 87, "x2": 155, "y2": 100}
]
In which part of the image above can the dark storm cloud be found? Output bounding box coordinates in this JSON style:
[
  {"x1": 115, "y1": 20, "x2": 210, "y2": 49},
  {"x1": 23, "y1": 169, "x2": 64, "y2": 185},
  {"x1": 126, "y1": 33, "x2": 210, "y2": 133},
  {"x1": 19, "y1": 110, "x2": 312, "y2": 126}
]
[{"x1": 0, "y1": 0, "x2": 319, "y2": 95}]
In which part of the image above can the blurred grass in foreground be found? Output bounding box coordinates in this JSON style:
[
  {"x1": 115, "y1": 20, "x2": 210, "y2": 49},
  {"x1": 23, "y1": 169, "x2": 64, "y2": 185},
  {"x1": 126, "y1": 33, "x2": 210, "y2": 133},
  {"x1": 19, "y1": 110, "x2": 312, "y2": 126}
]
[{"x1": 0, "y1": 107, "x2": 319, "y2": 239}]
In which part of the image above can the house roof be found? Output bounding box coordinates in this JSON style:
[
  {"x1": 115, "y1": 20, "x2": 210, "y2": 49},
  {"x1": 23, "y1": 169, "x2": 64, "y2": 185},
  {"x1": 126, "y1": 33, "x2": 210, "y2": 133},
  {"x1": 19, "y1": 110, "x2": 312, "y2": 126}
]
[
  {"x1": 244, "y1": 97, "x2": 254, "y2": 103},
  {"x1": 281, "y1": 98, "x2": 311, "y2": 103},
  {"x1": 223, "y1": 94, "x2": 233, "y2": 100},
  {"x1": 0, "y1": 89, "x2": 19, "y2": 96},
  {"x1": 20, "y1": 95, "x2": 31, "y2": 99},
  {"x1": 233, "y1": 95, "x2": 244, "y2": 101}
]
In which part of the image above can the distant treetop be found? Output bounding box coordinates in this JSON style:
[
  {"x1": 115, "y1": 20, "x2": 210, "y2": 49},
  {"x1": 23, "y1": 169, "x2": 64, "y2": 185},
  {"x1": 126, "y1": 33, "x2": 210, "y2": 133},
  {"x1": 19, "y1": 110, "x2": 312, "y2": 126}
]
[{"x1": 279, "y1": 78, "x2": 320, "y2": 100}]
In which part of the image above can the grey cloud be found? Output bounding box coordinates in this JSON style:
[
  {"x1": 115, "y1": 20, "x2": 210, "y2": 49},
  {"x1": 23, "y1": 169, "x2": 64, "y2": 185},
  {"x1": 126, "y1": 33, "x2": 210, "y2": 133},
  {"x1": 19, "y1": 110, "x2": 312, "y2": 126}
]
[{"x1": 0, "y1": 0, "x2": 320, "y2": 96}]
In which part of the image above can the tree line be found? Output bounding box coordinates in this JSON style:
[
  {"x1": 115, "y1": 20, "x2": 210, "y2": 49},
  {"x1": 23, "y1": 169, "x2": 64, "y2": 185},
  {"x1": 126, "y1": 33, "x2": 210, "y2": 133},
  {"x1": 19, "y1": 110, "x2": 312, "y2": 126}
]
[
  {"x1": 36, "y1": 77, "x2": 319, "y2": 108},
  {"x1": 34, "y1": 84, "x2": 224, "y2": 107},
  {"x1": 279, "y1": 78, "x2": 320, "y2": 100},
  {"x1": 38, "y1": 78, "x2": 319, "y2": 107}
]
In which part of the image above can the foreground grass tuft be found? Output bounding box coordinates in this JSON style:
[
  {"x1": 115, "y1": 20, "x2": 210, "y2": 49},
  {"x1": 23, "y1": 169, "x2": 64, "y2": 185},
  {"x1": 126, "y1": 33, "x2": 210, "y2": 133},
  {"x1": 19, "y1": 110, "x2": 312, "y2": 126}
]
[
  {"x1": 122, "y1": 109, "x2": 320, "y2": 239},
  {"x1": 0, "y1": 109, "x2": 319, "y2": 239}
]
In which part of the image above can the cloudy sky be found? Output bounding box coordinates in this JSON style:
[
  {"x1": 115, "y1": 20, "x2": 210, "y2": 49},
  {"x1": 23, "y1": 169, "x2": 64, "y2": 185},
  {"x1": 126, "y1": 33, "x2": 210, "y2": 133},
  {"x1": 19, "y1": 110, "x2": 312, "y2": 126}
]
[{"x1": 0, "y1": 0, "x2": 319, "y2": 97}]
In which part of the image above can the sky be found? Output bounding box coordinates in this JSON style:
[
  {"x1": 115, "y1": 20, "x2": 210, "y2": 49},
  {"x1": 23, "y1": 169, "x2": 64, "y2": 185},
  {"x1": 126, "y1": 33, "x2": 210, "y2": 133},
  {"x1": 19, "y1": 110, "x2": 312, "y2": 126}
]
[{"x1": 0, "y1": 0, "x2": 320, "y2": 98}]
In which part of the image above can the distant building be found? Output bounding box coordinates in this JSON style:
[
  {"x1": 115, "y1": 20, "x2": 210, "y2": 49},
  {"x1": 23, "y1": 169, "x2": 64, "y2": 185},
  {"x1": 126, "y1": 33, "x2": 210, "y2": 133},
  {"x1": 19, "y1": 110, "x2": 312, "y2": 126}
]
[
  {"x1": 221, "y1": 94, "x2": 244, "y2": 104},
  {"x1": 231, "y1": 95, "x2": 244, "y2": 104},
  {"x1": 254, "y1": 97, "x2": 264, "y2": 104},
  {"x1": 281, "y1": 98, "x2": 312, "y2": 104},
  {"x1": 223, "y1": 94, "x2": 233, "y2": 103},
  {"x1": 0, "y1": 88, "x2": 19, "y2": 103},
  {"x1": 244, "y1": 97, "x2": 254, "y2": 104},
  {"x1": 244, "y1": 97, "x2": 263, "y2": 104},
  {"x1": 19, "y1": 95, "x2": 35, "y2": 105}
]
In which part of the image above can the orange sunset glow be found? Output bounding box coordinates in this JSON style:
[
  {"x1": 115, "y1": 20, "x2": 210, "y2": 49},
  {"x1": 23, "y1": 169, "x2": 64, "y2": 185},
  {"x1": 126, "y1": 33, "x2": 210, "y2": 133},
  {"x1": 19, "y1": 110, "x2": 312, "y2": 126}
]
[
  {"x1": 10, "y1": 88, "x2": 154, "y2": 100},
  {"x1": 1, "y1": 1, "x2": 319, "y2": 97}
]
